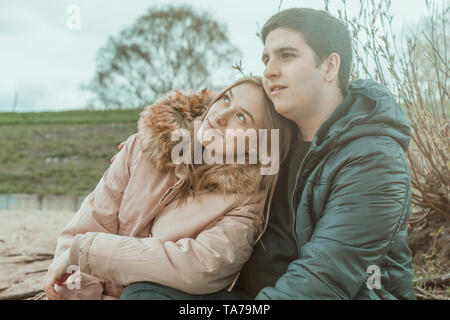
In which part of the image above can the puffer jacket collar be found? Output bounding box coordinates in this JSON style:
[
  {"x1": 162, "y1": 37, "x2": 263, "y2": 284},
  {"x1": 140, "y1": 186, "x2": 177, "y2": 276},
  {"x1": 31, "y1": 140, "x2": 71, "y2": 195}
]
[{"x1": 313, "y1": 79, "x2": 411, "y2": 154}]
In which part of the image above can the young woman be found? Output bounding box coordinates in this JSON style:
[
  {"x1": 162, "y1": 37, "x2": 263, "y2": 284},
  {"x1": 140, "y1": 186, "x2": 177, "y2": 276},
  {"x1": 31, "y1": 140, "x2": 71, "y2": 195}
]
[{"x1": 43, "y1": 76, "x2": 296, "y2": 300}]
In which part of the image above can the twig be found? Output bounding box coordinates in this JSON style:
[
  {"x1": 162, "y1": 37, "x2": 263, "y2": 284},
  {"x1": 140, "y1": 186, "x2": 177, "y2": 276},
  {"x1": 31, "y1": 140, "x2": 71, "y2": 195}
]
[
  {"x1": 26, "y1": 292, "x2": 47, "y2": 300},
  {"x1": 0, "y1": 285, "x2": 9, "y2": 292},
  {"x1": 408, "y1": 209, "x2": 432, "y2": 224},
  {"x1": 415, "y1": 286, "x2": 449, "y2": 300},
  {"x1": 414, "y1": 273, "x2": 450, "y2": 287},
  {"x1": 232, "y1": 60, "x2": 246, "y2": 77},
  {"x1": 415, "y1": 291, "x2": 431, "y2": 300},
  {"x1": 3, "y1": 253, "x2": 53, "y2": 258},
  {"x1": 430, "y1": 224, "x2": 448, "y2": 253},
  {"x1": 25, "y1": 269, "x2": 48, "y2": 275},
  {"x1": 11, "y1": 257, "x2": 53, "y2": 264}
]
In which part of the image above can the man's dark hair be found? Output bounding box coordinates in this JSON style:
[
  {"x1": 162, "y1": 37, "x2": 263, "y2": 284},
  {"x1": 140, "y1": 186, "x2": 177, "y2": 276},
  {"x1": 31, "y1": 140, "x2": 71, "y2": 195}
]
[{"x1": 261, "y1": 8, "x2": 353, "y2": 95}]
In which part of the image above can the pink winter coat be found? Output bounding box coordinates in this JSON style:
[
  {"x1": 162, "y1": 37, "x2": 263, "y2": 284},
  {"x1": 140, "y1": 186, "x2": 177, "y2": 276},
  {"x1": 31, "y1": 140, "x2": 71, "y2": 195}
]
[{"x1": 51, "y1": 90, "x2": 266, "y2": 300}]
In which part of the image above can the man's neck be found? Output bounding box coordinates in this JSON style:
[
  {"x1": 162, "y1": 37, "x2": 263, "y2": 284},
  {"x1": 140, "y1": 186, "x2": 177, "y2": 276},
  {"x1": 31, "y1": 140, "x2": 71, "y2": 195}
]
[{"x1": 296, "y1": 88, "x2": 344, "y2": 142}]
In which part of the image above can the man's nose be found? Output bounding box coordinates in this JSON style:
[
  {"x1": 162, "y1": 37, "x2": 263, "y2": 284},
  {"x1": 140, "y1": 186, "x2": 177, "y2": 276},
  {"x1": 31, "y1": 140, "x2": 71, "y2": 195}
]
[{"x1": 263, "y1": 59, "x2": 281, "y2": 80}]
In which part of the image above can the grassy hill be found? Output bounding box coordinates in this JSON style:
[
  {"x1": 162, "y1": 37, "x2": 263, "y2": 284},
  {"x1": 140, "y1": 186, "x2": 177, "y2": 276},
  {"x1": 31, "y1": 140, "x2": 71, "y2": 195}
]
[{"x1": 0, "y1": 109, "x2": 141, "y2": 196}]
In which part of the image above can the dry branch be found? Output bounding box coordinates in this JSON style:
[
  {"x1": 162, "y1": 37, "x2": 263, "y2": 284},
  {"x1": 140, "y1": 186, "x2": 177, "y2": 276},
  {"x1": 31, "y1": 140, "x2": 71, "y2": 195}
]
[
  {"x1": 414, "y1": 286, "x2": 449, "y2": 300},
  {"x1": 414, "y1": 273, "x2": 450, "y2": 287}
]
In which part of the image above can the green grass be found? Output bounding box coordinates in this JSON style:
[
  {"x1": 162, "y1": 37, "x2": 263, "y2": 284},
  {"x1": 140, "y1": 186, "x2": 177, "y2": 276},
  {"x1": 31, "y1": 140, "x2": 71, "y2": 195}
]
[
  {"x1": 0, "y1": 109, "x2": 141, "y2": 125},
  {"x1": 0, "y1": 109, "x2": 141, "y2": 196}
]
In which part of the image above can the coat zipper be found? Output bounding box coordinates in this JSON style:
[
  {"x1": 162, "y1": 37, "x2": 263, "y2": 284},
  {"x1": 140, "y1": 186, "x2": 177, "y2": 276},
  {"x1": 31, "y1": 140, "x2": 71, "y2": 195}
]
[
  {"x1": 131, "y1": 179, "x2": 184, "y2": 236},
  {"x1": 290, "y1": 148, "x2": 314, "y2": 251},
  {"x1": 230, "y1": 148, "x2": 315, "y2": 291}
]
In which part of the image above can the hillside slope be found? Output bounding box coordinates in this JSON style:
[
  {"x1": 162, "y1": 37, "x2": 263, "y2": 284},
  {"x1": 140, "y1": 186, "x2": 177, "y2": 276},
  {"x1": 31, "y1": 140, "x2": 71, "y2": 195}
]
[{"x1": 0, "y1": 109, "x2": 140, "y2": 195}]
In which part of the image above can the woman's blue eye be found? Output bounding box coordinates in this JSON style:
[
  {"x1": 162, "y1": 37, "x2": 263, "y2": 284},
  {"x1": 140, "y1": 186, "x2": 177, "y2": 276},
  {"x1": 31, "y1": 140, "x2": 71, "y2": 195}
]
[
  {"x1": 237, "y1": 113, "x2": 246, "y2": 122},
  {"x1": 223, "y1": 94, "x2": 231, "y2": 104}
]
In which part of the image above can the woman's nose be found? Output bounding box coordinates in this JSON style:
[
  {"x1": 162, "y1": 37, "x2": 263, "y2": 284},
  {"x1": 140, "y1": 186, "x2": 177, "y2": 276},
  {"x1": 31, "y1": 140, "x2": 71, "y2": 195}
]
[
  {"x1": 215, "y1": 114, "x2": 228, "y2": 127},
  {"x1": 214, "y1": 110, "x2": 231, "y2": 128}
]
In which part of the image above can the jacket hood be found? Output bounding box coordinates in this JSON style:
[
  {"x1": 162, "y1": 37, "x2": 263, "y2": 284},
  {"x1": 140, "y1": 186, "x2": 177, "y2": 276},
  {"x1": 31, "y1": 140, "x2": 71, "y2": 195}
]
[
  {"x1": 313, "y1": 79, "x2": 411, "y2": 153},
  {"x1": 137, "y1": 89, "x2": 262, "y2": 195}
]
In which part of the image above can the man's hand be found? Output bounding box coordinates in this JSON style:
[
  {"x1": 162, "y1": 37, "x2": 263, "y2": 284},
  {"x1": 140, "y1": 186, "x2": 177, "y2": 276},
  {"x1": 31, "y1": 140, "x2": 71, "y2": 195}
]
[
  {"x1": 43, "y1": 250, "x2": 72, "y2": 300},
  {"x1": 110, "y1": 141, "x2": 125, "y2": 163}
]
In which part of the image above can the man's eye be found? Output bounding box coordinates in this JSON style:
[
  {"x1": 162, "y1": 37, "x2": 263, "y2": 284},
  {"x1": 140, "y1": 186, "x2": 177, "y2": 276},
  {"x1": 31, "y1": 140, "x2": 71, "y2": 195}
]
[
  {"x1": 237, "y1": 113, "x2": 246, "y2": 122},
  {"x1": 282, "y1": 53, "x2": 294, "y2": 59}
]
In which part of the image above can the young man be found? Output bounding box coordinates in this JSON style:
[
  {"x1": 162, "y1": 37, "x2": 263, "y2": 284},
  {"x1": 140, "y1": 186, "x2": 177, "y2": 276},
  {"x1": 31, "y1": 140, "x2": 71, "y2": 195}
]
[
  {"x1": 121, "y1": 8, "x2": 415, "y2": 300},
  {"x1": 234, "y1": 8, "x2": 415, "y2": 300}
]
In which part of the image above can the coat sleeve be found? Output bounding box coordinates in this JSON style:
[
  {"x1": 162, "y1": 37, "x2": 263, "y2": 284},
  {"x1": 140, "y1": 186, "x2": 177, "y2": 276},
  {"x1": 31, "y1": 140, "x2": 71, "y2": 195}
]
[
  {"x1": 68, "y1": 200, "x2": 262, "y2": 295},
  {"x1": 256, "y1": 139, "x2": 412, "y2": 299},
  {"x1": 53, "y1": 134, "x2": 137, "y2": 261}
]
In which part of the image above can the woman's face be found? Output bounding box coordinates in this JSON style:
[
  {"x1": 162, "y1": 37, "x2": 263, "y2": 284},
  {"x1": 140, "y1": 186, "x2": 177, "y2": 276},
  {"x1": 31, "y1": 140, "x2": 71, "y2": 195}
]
[{"x1": 196, "y1": 82, "x2": 267, "y2": 159}]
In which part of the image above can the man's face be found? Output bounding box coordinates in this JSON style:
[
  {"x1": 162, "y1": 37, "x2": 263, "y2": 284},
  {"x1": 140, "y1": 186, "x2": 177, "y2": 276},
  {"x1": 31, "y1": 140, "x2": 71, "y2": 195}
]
[{"x1": 262, "y1": 28, "x2": 326, "y2": 123}]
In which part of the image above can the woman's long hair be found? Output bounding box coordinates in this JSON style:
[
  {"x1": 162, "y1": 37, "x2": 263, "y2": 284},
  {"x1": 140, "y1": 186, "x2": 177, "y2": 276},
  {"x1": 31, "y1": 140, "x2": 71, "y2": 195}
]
[{"x1": 174, "y1": 76, "x2": 296, "y2": 239}]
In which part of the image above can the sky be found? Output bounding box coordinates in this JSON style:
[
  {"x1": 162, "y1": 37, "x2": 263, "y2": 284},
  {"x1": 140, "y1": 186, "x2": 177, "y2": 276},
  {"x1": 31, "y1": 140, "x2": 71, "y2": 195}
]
[{"x1": 0, "y1": 0, "x2": 435, "y2": 112}]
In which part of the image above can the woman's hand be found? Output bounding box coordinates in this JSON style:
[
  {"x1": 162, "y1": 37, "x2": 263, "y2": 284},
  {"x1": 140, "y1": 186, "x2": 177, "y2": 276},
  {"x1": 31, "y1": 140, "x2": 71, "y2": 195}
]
[
  {"x1": 110, "y1": 141, "x2": 126, "y2": 163},
  {"x1": 43, "y1": 250, "x2": 72, "y2": 300}
]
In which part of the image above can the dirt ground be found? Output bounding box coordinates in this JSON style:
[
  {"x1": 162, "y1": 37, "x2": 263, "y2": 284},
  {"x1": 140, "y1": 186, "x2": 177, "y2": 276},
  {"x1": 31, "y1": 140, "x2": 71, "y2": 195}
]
[
  {"x1": 0, "y1": 209, "x2": 448, "y2": 300},
  {"x1": 0, "y1": 209, "x2": 75, "y2": 300}
]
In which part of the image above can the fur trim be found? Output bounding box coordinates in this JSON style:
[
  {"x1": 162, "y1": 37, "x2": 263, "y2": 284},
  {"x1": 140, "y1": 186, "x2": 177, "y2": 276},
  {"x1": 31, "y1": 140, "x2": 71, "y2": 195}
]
[
  {"x1": 196, "y1": 164, "x2": 262, "y2": 194},
  {"x1": 138, "y1": 89, "x2": 212, "y2": 172},
  {"x1": 137, "y1": 88, "x2": 261, "y2": 194}
]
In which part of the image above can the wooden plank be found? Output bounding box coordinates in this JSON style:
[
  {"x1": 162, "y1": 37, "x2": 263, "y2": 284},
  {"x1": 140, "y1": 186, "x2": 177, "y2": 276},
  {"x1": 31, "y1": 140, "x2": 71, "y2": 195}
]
[
  {"x1": 0, "y1": 272, "x2": 47, "y2": 300},
  {"x1": 0, "y1": 259, "x2": 51, "y2": 280},
  {"x1": 0, "y1": 255, "x2": 53, "y2": 265},
  {"x1": 1, "y1": 289, "x2": 44, "y2": 300}
]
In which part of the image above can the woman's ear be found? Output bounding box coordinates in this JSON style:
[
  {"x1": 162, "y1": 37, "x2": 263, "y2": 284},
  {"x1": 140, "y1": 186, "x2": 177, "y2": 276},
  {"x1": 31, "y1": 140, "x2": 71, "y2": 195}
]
[{"x1": 324, "y1": 53, "x2": 340, "y2": 83}]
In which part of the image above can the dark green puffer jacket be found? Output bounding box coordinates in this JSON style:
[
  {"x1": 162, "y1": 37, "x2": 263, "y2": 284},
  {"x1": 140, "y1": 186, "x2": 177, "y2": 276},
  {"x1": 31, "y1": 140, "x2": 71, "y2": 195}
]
[{"x1": 256, "y1": 79, "x2": 416, "y2": 300}]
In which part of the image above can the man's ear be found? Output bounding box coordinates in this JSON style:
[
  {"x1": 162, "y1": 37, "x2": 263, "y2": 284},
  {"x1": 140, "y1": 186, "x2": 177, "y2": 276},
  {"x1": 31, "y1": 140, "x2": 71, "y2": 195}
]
[{"x1": 324, "y1": 53, "x2": 340, "y2": 83}]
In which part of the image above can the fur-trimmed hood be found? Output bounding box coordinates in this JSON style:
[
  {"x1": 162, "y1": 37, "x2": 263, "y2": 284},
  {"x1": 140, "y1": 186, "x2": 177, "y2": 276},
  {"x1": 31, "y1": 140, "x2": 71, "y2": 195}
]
[{"x1": 137, "y1": 89, "x2": 262, "y2": 195}]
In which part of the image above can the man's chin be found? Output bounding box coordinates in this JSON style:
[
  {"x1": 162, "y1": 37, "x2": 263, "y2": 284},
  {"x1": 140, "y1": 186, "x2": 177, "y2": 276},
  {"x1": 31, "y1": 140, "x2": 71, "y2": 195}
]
[{"x1": 273, "y1": 102, "x2": 290, "y2": 117}]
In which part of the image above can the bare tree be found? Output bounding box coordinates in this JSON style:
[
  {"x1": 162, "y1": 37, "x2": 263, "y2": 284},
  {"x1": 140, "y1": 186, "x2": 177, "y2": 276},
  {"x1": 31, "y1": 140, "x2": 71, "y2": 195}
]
[{"x1": 84, "y1": 5, "x2": 241, "y2": 109}]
